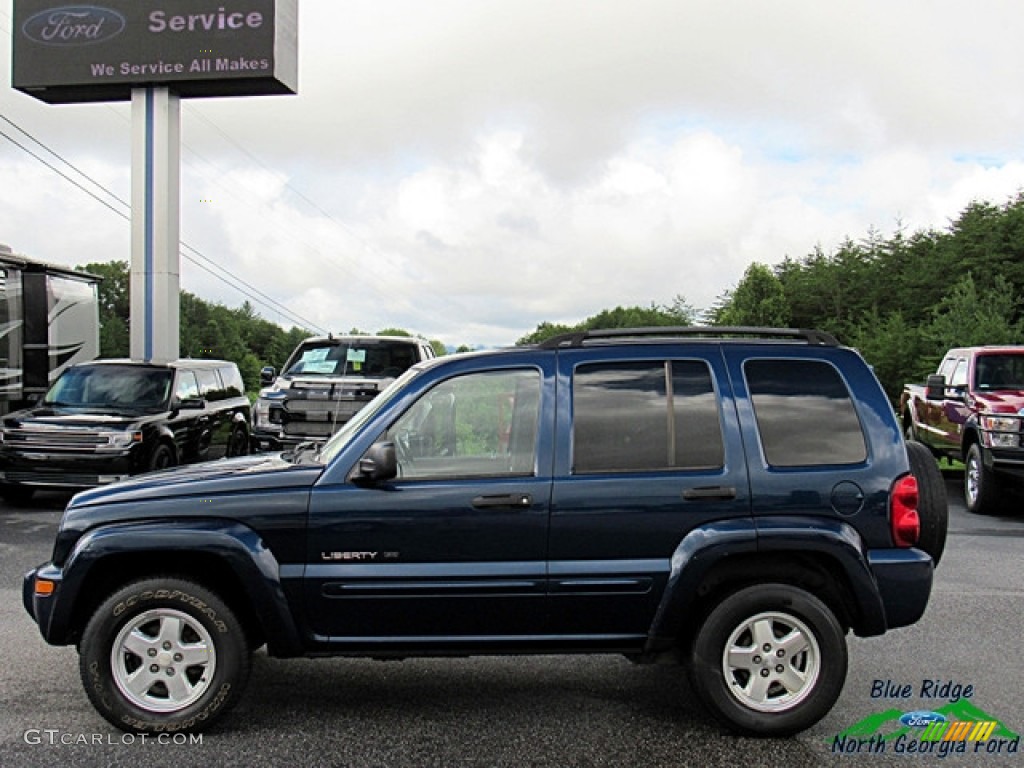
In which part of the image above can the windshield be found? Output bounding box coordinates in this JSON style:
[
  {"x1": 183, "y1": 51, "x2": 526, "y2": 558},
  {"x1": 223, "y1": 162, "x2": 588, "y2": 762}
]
[
  {"x1": 283, "y1": 340, "x2": 418, "y2": 378},
  {"x1": 44, "y1": 365, "x2": 173, "y2": 409},
  {"x1": 974, "y1": 354, "x2": 1024, "y2": 391},
  {"x1": 318, "y1": 367, "x2": 420, "y2": 463}
]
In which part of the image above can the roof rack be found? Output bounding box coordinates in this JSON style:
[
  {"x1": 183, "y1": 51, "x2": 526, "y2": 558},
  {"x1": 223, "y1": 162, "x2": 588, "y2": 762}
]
[{"x1": 536, "y1": 326, "x2": 840, "y2": 349}]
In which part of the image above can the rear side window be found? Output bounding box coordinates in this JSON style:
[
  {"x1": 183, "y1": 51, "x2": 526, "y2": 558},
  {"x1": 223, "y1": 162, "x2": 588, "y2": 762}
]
[
  {"x1": 194, "y1": 368, "x2": 223, "y2": 400},
  {"x1": 218, "y1": 366, "x2": 245, "y2": 397},
  {"x1": 572, "y1": 361, "x2": 724, "y2": 473},
  {"x1": 745, "y1": 359, "x2": 866, "y2": 467}
]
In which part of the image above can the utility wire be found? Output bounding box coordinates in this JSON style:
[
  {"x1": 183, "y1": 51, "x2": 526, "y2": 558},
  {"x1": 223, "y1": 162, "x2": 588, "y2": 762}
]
[{"x1": 0, "y1": 114, "x2": 326, "y2": 333}]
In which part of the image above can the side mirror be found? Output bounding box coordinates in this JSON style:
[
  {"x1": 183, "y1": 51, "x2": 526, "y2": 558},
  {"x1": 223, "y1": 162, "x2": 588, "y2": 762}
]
[
  {"x1": 260, "y1": 366, "x2": 276, "y2": 387},
  {"x1": 355, "y1": 442, "x2": 397, "y2": 483},
  {"x1": 925, "y1": 374, "x2": 948, "y2": 401},
  {"x1": 176, "y1": 397, "x2": 207, "y2": 411}
]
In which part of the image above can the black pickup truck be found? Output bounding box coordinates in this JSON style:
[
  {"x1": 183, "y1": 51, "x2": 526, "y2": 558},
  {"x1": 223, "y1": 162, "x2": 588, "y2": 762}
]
[{"x1": 23, "y1": 328, "x2": 946, "y2": 736}]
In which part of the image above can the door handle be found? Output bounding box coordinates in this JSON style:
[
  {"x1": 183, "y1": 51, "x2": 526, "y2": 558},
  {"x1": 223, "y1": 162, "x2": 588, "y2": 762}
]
[
  {"x1": 472, "y1": 493, "x2": 533, "y2": 509},
  {"x1": 682, "y1": 486, "x2": 737, "y2": 501}
]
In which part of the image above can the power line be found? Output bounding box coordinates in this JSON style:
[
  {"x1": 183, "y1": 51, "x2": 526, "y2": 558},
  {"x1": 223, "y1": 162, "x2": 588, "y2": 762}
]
[
  {"x1": 0, "y1": 113, "x2": 326, "y2": 333},
  {"x1": 183, "y1": 103, "x2": 465, "y2": 324}
]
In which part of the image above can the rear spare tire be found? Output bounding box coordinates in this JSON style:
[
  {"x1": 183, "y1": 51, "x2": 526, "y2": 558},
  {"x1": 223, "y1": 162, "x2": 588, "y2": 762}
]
[{"x1": 905, "y1": 440, "x2": 948, "y2": 565}]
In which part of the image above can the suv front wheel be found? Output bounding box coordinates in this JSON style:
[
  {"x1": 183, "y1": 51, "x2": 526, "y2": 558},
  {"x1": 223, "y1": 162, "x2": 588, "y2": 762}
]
[
  {"x1": 79, "y1": 578, "x2": 251, "y2": 733},
  {"x1": 690, "y1": 583, "x2": 847, "y2": 736}
]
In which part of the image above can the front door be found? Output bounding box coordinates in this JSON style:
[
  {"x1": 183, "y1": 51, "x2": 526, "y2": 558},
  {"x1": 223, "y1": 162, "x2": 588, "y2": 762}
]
[{"x1": 305, "y1": 363, "x2": 553, "y2": 645}]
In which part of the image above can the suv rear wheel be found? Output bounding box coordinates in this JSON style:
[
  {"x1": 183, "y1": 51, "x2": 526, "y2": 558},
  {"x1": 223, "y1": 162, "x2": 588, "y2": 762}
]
[
  {"x1": 79, "y1": 578, "x2": 251, "y2": 733},
  {"x1": 690, "y1": 584, "x2": 847, "y2": 736}
]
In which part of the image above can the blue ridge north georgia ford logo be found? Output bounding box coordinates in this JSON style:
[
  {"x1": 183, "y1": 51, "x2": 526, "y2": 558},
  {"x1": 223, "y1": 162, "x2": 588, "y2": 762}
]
[{"x1": 22, "y1": 5, "x2": 127, "y2": 46}]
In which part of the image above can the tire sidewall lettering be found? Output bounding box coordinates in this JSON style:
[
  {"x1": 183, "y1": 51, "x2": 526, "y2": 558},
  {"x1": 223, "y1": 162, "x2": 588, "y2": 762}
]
[{"x1": 111, "y1": 588, "x2": 228, "y2": 633}]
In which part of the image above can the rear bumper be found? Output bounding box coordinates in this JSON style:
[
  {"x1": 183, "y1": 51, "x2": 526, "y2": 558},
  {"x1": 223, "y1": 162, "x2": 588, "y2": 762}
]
[{"x1": 867, "y1": 548, "x2": 934, "y2": 630}]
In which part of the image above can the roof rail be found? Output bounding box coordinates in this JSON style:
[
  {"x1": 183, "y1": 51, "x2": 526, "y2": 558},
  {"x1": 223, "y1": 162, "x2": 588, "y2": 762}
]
[{"x1": 536, "y1": 326, "x2": 841, "y2": 349}]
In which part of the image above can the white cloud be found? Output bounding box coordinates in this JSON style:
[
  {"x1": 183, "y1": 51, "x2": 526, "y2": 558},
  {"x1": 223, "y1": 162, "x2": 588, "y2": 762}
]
[{"x1": 3, "y1": 0, "x2": 1024, "y2": 346}]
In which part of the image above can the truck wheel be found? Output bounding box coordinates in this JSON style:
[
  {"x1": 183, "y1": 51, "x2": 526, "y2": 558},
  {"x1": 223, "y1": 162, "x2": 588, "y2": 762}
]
[
  {"x1": 690, "y1": 584, "x2": 847, "y2": 736},
  {"x1": 79, "y1": 578, "x2": 251, "y2": 734},
  {"x1": 147, "y1": 443, "x2": 176, "y2": 472},
  {"x1": 965, "y1": 443, "x2": 1002, "y2": 515},
  {"x1": 226, "y1": 426, "x2": 249, "y2": 458},
  {"x1": 906, "y1": 440, "x2": 948, "y2": 565}
]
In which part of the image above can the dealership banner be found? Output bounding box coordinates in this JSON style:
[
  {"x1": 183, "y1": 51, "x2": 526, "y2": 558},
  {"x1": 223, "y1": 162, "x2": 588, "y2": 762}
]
[{"x1": 11, "y1": 0, "x2": 298, "y2": 103}]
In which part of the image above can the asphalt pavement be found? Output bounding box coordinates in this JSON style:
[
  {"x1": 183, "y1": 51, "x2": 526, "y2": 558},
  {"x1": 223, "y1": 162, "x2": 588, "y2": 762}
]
[{"x1": 1, "y1": 475, "x2": 1022, "y2": 768}]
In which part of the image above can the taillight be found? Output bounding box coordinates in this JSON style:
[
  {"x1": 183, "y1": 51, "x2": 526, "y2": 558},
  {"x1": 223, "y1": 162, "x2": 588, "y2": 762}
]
[{"x1": 890, "y1": 474, "x2": 921, "y2": 547}]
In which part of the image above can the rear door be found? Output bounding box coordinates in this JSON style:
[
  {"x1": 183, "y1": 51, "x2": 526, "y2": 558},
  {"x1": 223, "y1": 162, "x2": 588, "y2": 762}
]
[{"x1": 547, "y1": 343, "x2": 750, "y2": 640}]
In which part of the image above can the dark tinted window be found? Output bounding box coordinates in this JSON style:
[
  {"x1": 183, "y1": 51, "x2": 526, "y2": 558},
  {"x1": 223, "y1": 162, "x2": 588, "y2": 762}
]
[
  {"x1": 45, "y1": 365, "x2": 171, "y2": 409},
  {"x1": 573, "y1": 361, "x2": 723, "y2": 473},
  {"x1": 974, "y1": 354, "x2": 1024, "y2": 391},
  {"x1": 745, "y1": 359, "x2": 866, "y2": 467}
]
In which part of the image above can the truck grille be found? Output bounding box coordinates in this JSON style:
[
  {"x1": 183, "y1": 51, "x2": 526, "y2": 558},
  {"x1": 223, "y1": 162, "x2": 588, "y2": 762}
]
[{"x1": 2, "y1": 429, "x2": 108, "y2": 451}]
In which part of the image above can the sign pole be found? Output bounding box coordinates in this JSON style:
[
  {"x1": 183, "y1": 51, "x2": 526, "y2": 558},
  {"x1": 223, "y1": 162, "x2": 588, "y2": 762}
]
[{"x1": 130, "y1": 86, "x2": 180, "y2": 363}]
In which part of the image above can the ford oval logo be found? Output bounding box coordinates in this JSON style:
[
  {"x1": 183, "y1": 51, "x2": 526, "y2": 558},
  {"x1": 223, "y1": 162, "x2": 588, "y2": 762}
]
[
  {"x1": 22, "y1": 6, "x2": 126, "y2": 46},
  {"x1": 900, "y1": 710, "x2": 947, "y2": 728}
]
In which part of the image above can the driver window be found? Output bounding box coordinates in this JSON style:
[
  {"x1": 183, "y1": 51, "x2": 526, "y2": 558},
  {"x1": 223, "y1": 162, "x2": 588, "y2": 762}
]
[
  {"x1": 386, "y1": 369, "x2": 540, "y2": 480},
  {"x1": 950, "y1": 359, "x2": 969, "y2": 389},
  {"x1": 175, "y1": 370, "x2": 200, "y2": 401}
]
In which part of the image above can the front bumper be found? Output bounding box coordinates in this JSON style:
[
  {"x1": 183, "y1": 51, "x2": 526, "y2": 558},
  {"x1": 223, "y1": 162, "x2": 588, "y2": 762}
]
[
  {"x1": 23, "y1": 563, "x2": 66, "y2": 643},
  {"x1": 0, "y1": 449, "x2": 141, "y2": 489}
]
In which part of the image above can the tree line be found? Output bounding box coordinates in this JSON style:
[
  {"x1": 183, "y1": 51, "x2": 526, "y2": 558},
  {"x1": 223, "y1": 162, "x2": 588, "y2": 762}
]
[
  {"x1": 519, "y1": 194, "x2": 1024, "y2": 402},
  {"x1": 86, "y1": 193, "x2": 1024, "y2": 403},
  {"x1": 78, "y1": 260, "x2": 447, "y2": 394}
]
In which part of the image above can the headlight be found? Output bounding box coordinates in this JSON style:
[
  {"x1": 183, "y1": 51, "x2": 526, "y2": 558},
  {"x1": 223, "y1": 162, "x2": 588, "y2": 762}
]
[
  {"x1": 981, "y1": 416, "x2": 1020, "y2": 448},
  {"x1": 253, "y1": 399, "x2": 279, "y2": 430},
  {"x1": 104, "y1": 430, "x2": 143, "y2": 449}
]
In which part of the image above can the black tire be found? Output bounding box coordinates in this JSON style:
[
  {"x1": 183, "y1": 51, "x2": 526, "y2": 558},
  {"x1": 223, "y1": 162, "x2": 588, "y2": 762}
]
[
  {"x1": 965, "y1": 442, "x2": 1002, "y2": 515},
  {"x1": 79, "y1": 578, "x2": 251, "y2": 734},
  {"x1": 147, "y1": 443, "x2": 177, "y2": 472},
  {"x1": 690, "y1": 584, "x2": 847, "y2": 736},
  {"x1": 905, "y1": 440, "x2": 948, "y2": 566},
  {"x1": 226, "y1": 426, "x2": 250, "y2": 458}
]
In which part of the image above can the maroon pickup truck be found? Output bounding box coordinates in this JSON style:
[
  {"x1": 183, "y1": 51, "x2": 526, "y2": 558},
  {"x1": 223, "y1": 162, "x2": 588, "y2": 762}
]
[{"x1": 901, "y1": 346, "x2": 1024, "y2": 514}]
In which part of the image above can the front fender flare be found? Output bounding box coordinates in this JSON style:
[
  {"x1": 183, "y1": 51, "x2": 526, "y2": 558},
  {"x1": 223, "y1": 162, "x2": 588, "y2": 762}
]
[{"x1": 31, "y1": 519, "x2": 303, "y2": 656}]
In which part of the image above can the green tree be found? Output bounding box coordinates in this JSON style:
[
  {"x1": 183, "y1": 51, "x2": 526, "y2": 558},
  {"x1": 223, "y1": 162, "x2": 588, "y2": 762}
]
[
  {"x1": 517, "y1": 297, "x2": 696, "y2": 345},
  {"x1": 847, "y1": 310, "x2": 925, "y2": 401},
  {"x1": 924, "y1": 273, "x2": 1022, "y2": 354},
  {"x1": 710, "y1": 263, "x2": 790, "y2": 327},
  {"x1": 77, "y1": 260, "x2": 130, "y2": 357}
]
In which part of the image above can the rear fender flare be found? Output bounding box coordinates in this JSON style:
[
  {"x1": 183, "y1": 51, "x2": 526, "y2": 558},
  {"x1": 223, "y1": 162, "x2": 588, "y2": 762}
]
[{"x1": 645, "y1": 516, "x2": 887, "y2": 650}]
